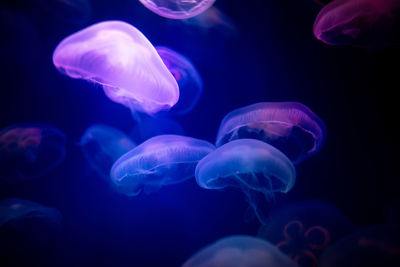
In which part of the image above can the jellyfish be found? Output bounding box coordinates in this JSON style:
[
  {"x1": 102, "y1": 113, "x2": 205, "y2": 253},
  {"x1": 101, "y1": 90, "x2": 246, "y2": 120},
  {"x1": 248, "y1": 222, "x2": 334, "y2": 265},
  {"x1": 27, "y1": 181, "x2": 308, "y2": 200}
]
[
  {"x1": 52, "y1": 20, "x2": 179, "y2": 115},
  {"x1": 319, "y1": 224, "x2": 400, "y2": 267},
  {"x1": 138, "y1": 0, "x2": 217, "y2": 20},
  {"x1": 0, "y1": 124, "x2": 66, "y2": 183},
  {"x1": 110, "y1": 135, "x2": 215, "y2": 196},
  {"x1": 215, "y1": 102, "x2": 326, "y2": 164},
  {"x1": 257, "y1": 200, "x2": 357, "y2": 267},
  {"x1": 183, "y1": 235, "x2": 299, "y2": 267},
  {"x1": 80, "y1": 124, "x2": 136, "y2": 180},
  {"x1": 313, "y1": 0, "x2": 400, "y2": 47},
  {"x1": 195, "y1": 139, "x2": 296, "y2": 225},
  {"x1": 156, "y1": 46, "x2": 203, "y2": 115}
]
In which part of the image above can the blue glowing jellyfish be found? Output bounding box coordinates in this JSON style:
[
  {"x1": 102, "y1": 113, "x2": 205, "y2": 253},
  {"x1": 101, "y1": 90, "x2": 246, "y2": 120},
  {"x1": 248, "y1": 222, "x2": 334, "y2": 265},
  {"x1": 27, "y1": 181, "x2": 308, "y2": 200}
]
[
  {"x1": 319, "y1": 224, "x2": 400, "y2": 267},
  {"x1": 216, "y1": 102, "x2": 326, "y2": 164},
  {"x1": 183, "y1": 235, "x2": 299, "y2": 267},
  {"x1": 0, "y1": 198, "x2": 62, "y2": 243},
  {"x1": 156, "y1": 46, "x2": 203, "y2": 115},
  {"x1": 195, "y1": 139, "x2": 296, "y2": 225},
  {"x1": 138, "y1": 0, "x2": 217, "y2": 19},
  {"x1": 52, "y1": 20, "x2": 179, "y2": 115},
  {"x1": 0, "y1": 124, "x2": 66, "y2": 183},
  {"x1": 313, "y1": 0, "x2": 400, "y2": 47},
  {"x1": 258, "y1": 200, "x2": 356, "y2": 267},
  {"x1": 111, "y1": 135, "x2": 215, "y2": 196},
  {"x1": 80, "y1": 124, "x2": 136, "y2": 180}
]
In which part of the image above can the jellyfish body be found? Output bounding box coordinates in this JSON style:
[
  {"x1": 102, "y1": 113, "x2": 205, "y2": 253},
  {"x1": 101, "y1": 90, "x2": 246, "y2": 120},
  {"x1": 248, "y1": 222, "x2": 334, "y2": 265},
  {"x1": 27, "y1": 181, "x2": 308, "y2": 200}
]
[
  {"x1": 80, "y1": 124, "x2": 136, "y2": 179},
  {"x1": 111, "y1": 135, "x2": 215, "y2": 196},
  {"x1": 216, "y1": 102, "x2": 326, "y2": 164},
  {"x1": 183, "y1": 235, "x2": 299, "y2": 267},
  {"x1": 138, "y1": 0, "x2": 217, "y2": 20},
  {"x1": 195, "y1": 139, "x2": 296, "y2": 224},
  {"x1": 313, "y1": 0, "x2": 400, "y2": 47},
  {"x1": 52, "y1": 20, "x2": 179, "y2": 114},
  {"x1": 0, "y1": 124, "x2": 66, "y2": 183},
  {"x1": 258, "y1": 200, "x2": 356, "y2": 267},
  {"x1": 156, "y1": 46, "x2": 203, "y2": 115}
]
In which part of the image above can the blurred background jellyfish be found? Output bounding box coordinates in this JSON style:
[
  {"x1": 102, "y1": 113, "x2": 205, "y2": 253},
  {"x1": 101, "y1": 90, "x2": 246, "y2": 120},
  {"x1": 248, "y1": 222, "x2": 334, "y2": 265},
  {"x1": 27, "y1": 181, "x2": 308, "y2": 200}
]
[
  {"x1": 52, "y1": 20, "x2": 179, "y2": 115},
  {"x1": 138, "y1": 0, "x2": 217, "y2": 19},
  {"x1": 195, "y1": 139, "x2": 296, "y2": 225},
  {"x1": 216, "y1": 102, "x2": 326, "y2": 164},
  {"x1": 258, "y1": 200, "x2": 357, "y2": 267},
  {"x1": 110, "y1": 135, "x2": 215, "y2": 196},
  {"x1": 313, "y1": 0, "x2": 400, "y2": 47},
  {"x1": 182, "y1": 235, "x2": 299, "y2": 267},
  {"x1": 0, "y1": 124, "x2": 66, "y2": 183},
  {"x1": 80, "y1": 124, "x2": 136, "y2": 180},
  {"x1": 319, "y1": 224, "x2": 400, "y2": 267},
  {"x1": 156, "y1": 46, "x2": 203, "y2": 115}
]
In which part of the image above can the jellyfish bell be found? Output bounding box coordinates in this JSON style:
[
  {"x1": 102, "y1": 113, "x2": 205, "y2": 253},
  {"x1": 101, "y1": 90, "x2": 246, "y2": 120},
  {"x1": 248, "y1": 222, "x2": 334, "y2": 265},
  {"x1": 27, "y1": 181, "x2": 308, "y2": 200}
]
[
  {"x1": 216, "y1": 102, "x2": 326, "y2": 164},
  {"x1": 52, "y1": 20, "x2": 179, "y2": 115},
  {"x1": 138, "y1": 0, "x2": 217, "y2": 20},
  {"x1": 183, "y1": 235, "x2": 299, "y2": 267},
  {"x1": 110, "y1": 134, "x2": 215, "y2": 196},
  {"x1": 0, "y1": 124, "x2": 66, "y2": 183},
  {"x1": 195, "y1": 139, "x2": 296, "y2": 224},
  {"x1": 155, "y1": 46, "x2": 203, "y2": 115}
]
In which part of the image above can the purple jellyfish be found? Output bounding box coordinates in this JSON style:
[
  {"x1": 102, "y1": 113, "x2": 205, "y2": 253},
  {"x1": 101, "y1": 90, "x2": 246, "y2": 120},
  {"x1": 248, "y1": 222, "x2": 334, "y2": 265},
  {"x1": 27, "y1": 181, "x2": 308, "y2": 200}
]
[
  {"x1": 52, "y1": 20, "x2": 179, "y2": 115},
  {"x1": 313, "y1": 0, "x2": 400, "y2": 47},
  {"x1": 0, "y1": 124, "x2": 66, "y2": 183},
  {"x1": 156, "y1": 46, "x2": 203, "y2": 115},
  {"x1": 138, "y1": 0, "x2": 217, "y2": 20},
  {"x1": 216, "y1": 102, "x2": 326, "y2": 164},
  {"x1": 258, "y1": 200, "x2": 356, "y2": 267},
  {"x1": 183, "y1": 235, "x2": 299, "y2": 267},
  {"x1": 111, "y1": 135, "x2": 215, "y2": 196}
]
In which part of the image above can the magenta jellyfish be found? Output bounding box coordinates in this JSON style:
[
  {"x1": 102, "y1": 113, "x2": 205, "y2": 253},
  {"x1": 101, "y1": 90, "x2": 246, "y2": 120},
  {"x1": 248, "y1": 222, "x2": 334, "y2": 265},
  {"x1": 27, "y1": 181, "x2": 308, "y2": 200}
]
[
  {"x1": 313, "y1": 0, "x2": 400, "y2": 47},
  {"x1": 195, "y1": 139, "x2": 296, "y2": 225},
  {"x1": 80, "y1": 124, "x2": 136, "y2": 180},
  {"x1": 258, "y1": 200, "x2": 356, "y2": 267},
  {"x1": 110, "y1": 135, "x2": 215, "y2": 196},
  {"x1": 216, "y1": 102, "x2": 326, "y2": 164},
  {"x1": 138, "y1": 0, "x2": 217, "y2": 19},
  {"x1": 156, "y1": 46, "x2": 203, "y2": 115},
  {"x1": 319, "y1": 224, "x2": 400, "y2": 267},
  {"x1": 52, "y1": 20, "x2": 179, "y2": 115},
  {"x1": 0, "y1": 124, "x2": 66, "y2": 183},
  {"x1": 183, "y1": 235, "x2": 299, "y2": 267}
]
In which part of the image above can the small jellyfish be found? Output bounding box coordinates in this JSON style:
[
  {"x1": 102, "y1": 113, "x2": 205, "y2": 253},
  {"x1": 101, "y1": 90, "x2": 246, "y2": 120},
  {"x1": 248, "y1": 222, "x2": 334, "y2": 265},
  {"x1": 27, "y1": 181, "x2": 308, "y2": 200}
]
[
  {"x1": 52, "y1": 20, "x2": 179, "y2": 115},
  {"x1": 0, "y1": 124, "x2": 66, "y2": 183},
  {"x1": 110, "y1": 135, "x2": 215, "y2": 196},
  {"x1": 182, "y1": 235, "x2": 299, "y2": 267},
  {"x1": 313, "y1": 0, "x2": 400, "y2": 47},
  {"x1": 138, "y1": 0, "x2": 217, "y2": 20},
  {"x1": 156, "y1": 46, "x2": 203, "y2": 115},
  {"x1": 195, "y1": 139, "x2": 296, "y2": 225},
  {"x1": 319, "y1": 224, "x2": 400, "y2": 267},
  {"x1": 80, "y1": 124, "x2": 136, "y2": 179},
  {"x1": 258, "y1": 200, "x2": 357, "y2": 267},
  {"x1": 216, "y1": 102, "x2": 326, "y2": 164}
]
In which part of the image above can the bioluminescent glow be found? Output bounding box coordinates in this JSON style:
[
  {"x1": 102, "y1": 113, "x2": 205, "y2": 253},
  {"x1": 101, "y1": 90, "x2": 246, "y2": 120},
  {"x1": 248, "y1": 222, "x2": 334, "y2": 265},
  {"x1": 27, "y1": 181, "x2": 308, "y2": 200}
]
[
  {"x1": 182, "y1": 235, "x2": 299, "y2": 267},
  {"x1": 0, "y1": 124, "x2": 66, "y2": 183},
  {"x1": 80, "y1": 124, "x2": 136, "y2": 179},
  {"x1": 110, "y1": 135, "x2": 215, "y2": 196},
  {"x1": 52, "y1": 20, "x2": 179, "y2": 114},
  {"x1": 138, "y1": 0, "x2": 217, "y2": 20},
  {"x1": 216, "y1": 102, "x2": 326, "y2": 164},
  {"x1": 313, "y1": 0, "x2": 400, "y2": 47},
  {"x1": 195, "y1": 139, "x2": 296, "y2": 225},
  {"x1": 258, "y1": 200, "x2": 356, "y2": 267},
  {"x1": 156, "y1": 46, "x2": 203, "y2": 115}
]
